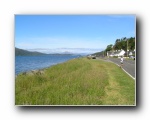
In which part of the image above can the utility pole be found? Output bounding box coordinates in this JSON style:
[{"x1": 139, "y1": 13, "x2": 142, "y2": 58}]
[
  {"x1": 103, "y1": 51, "x2": 104, "y2": 57},
  {"x1": 127, "y1": 39, "x2": 128, "y2": 57}
]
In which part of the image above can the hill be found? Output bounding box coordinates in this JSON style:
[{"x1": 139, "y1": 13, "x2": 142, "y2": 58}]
[
  {"x1": 15, "y1": 48, "x2": 46, "y2": 56},
  {"x1": 91, "y1": 51, "x2": 104, "y2": 57}
]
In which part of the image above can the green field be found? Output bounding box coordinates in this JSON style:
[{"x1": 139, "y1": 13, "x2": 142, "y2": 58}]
[{"x1": 15, "y1": 57, "x2": 135, "y2": 105}]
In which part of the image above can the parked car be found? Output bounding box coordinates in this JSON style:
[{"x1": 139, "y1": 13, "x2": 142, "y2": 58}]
[{"x1": 92, "y1": 56, "x2": 96, "y2": 59}]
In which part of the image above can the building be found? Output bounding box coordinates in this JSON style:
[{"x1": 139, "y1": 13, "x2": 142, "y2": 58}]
[{"x1": 107, "y1": 50, "x2": 125, "y2": 57}]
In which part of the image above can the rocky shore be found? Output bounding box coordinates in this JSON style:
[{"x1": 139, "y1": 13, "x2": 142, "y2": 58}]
[{"x1": 15, "y1": 69, "x2": 46, "y2": 78}]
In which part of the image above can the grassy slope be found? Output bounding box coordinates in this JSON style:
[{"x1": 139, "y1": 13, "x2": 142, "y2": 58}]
[{"x1": 15, "y1": 58, "x2": 135, "y2": 105}]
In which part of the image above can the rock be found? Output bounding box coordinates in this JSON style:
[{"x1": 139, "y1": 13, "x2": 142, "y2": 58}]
[
  {"x1": 20, "y1": 69, "x2": 45, "y2": 76},
  {"x1": 31, "y1": 70, "x2": 45, "y2": 75}
]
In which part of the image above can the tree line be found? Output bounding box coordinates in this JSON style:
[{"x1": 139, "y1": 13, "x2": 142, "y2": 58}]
[
  {"x1": 92, "y1": 37, "x2": 135, "y2": 57},
  {"x1": 105, "y1": 37, "x2": 135, "y2": 53}
]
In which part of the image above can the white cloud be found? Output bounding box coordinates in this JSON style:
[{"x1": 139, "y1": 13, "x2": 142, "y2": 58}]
[{"x1": 27, "y1": 48, "x2": 103, "y2": 54}]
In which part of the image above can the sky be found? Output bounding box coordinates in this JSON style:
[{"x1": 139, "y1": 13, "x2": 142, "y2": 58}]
[{"x1": 15, "y1": 15, "x2": 135, "y2": 54}]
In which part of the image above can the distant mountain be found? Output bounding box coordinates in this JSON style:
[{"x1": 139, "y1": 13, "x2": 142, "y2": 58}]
[{"x1": 15, "y1": 48, "x2": 46, "y2": 56}]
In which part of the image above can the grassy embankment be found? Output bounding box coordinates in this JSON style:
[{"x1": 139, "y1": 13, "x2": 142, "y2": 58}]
[{"x1": 15, "y1": 57, "x2": 135, "y2": 105}]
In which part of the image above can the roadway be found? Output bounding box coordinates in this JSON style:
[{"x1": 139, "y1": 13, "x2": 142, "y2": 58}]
[
  {"x1": 97, "y1": 57, "x2": 136, "y2": 79},
  {"x1": 108, "y1": 57, "x2": 135, "y2": 79}
]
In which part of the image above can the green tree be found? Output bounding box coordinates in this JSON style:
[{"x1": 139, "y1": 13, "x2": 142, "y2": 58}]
[
  {"x1": 105, "y1": 44, "x2": 113, "y2": 52},
  {"x1": 128, "y1": 37, "x2": 135, "y2": 50},
  {"x1": 104, "y1": 37, "x2": 135, "y2": 56},
  {"x1": 113, "y1": 37, "x2": 135, "y2": 51}
]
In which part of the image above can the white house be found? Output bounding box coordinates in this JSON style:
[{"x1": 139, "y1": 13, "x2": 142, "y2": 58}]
[{"x1": 107, "y1": 50, "x2": 125, "y2": 57}]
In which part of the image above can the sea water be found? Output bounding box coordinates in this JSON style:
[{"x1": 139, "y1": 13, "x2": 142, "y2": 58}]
[{"x1": 15, "y1": 54, "x2": 79, "y2": 75}]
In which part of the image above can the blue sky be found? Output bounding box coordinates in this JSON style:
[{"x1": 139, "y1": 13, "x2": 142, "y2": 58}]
[{"x1": 15, "y1": 15, "x2": 135, "y2": 53}]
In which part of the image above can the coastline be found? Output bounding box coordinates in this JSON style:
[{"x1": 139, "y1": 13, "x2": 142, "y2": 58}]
[{"x1": 15, "y1": 55, "x2": 79, "y2": 76}]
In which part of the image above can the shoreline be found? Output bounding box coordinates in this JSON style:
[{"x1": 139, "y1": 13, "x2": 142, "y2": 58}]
[{"x1": 15, "y1": 57, "x2": 79, "y2": 77}]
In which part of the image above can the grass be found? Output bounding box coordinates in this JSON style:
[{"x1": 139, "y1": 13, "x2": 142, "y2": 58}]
[{"x1": 15, "y1": 57, "x2": 135, "y2": 105}]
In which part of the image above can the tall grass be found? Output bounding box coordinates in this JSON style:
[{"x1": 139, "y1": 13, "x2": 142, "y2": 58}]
[{"x1": 15, "y1": 57, "x2": 135, "y2": 105}]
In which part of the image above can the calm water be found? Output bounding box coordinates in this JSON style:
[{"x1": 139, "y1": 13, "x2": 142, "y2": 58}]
[{"x1": 15, "y1": 55, "x2": 79, "y2": 75}]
